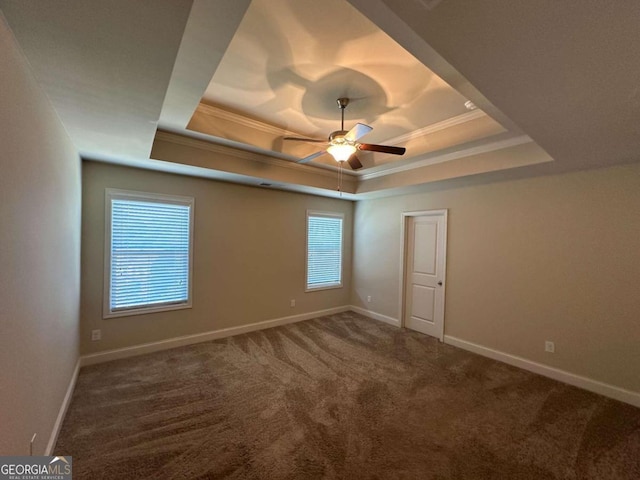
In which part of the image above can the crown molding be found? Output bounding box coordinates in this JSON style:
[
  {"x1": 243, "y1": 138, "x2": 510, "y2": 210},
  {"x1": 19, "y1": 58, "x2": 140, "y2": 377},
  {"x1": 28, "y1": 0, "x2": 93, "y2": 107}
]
[
  {"x1": 359, "y1": 135, "x2": 533, "y2": 181},
  {"x1": 196, "y1": 103, "x2": 485, "y2": 148},
  {"x1": 185, "y1": 106, "x2": 496, "y2": 181},
  {"x1": 195, "y1": 102, "x2": 305, "y2": 138},
  {"x1": 382, "y1": 109, "x2": 487, "y2": 145},
  {"x1": 155, "y1": 130, "x2": 534, "y2": 185},
  {"x1": 154, "y1": 130, "x2": 353, "y2": 180}
]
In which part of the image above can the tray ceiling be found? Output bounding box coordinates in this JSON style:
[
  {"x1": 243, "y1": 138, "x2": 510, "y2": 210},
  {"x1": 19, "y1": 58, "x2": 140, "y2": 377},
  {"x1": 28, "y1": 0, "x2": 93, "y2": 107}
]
[
  {"x1": 186, "y1": 0, "x2": 527, "y2": 178},
  {"x1": 3, "y1": 0, "x2": 637, "y2": 199}
]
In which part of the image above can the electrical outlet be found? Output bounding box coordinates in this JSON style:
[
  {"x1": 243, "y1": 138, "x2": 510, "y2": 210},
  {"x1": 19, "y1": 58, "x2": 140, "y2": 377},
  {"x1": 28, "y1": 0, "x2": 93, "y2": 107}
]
[
  {"x1": 367, "y1": 295, "x2": 372, "y2": 303},
  {"x1": 545, "y1": 341, "x2": 555, "y2": 353},
  {"x1": 91, "y1": 329, "x2": 102, "y2": 341},
  {"x1": 290, "y1": 299, "x2": 296, "y2": 308}
]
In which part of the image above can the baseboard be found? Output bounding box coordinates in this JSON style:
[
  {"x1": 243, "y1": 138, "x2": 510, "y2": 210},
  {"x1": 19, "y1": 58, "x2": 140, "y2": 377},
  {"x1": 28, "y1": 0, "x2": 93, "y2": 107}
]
[
  {"x1": 46, "y1": 313, "x2": 639, "y2": 455},
  {"x1": 80, "y1": 306, "x2": 351, "y2": 367},
  {"x1": 350, "y1": 305, "x2": 401, "y2": 328},
  {"x1": 445, "y1": 335, "x2": 640, "y2": 408},
  {"x1": 45, "y1": 358, "x2": 80, "y2": 455}
]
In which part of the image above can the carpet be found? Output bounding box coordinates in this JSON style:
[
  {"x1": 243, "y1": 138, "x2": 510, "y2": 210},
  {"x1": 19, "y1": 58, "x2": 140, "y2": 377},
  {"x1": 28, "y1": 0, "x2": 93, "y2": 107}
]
[{"x1": 55, "y1": 312, "x2": 640, "y2": 479}]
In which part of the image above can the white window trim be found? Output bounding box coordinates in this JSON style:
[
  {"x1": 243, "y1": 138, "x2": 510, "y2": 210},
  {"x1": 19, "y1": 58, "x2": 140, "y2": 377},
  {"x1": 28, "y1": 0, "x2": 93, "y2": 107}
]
[
  {"x1": 305, "y1": 210, "x2": 344, "y2": 292},
  {"x1": 103, "y1": 188, "x2": 195, "y2": 319}
]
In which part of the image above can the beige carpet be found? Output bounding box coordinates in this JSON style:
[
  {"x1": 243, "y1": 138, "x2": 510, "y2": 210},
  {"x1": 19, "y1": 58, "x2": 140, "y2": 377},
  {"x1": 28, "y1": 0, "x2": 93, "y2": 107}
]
[{"x1": 56, "y1": 312, "x2": 640, "y2": 479}]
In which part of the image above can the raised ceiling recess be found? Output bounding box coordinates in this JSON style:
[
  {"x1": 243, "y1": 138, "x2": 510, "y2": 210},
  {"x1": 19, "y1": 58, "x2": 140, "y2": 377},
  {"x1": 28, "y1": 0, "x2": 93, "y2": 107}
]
[{"x1": 169, "y1": 0, "x2": 550, "y2": 196}]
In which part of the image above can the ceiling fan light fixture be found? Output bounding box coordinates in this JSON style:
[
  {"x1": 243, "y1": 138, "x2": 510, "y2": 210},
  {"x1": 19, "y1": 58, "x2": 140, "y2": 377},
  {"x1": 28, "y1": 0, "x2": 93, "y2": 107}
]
[
  {"x1": 286, "y1": 97, "x2": 405, "y2": 170},
  {"x1": 327, "y1": 143, "x2": 356, "y2": 162}
]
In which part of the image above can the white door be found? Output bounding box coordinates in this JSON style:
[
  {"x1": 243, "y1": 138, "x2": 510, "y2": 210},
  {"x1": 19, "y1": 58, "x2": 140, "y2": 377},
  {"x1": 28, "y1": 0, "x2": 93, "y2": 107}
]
[{"x1": 403, "y1": 211, "x2": 447, "y2": 340}]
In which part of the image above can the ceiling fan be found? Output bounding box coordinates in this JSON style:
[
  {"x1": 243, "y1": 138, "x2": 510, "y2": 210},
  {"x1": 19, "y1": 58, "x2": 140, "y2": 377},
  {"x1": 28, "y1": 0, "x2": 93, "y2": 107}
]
[{"x1": 284, "y1": 98, "x2": 406, "y2": 170}]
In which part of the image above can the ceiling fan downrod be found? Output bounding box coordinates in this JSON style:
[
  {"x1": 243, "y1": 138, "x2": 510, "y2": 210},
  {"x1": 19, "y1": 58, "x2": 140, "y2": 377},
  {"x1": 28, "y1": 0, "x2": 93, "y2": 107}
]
[{"x1": 337, "y1": 97, "x2": 349, "y2": 131}]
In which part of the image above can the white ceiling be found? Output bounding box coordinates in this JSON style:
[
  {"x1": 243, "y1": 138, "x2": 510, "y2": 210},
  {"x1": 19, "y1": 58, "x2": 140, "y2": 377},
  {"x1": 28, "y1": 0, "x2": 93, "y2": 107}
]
[
  {"x1": 1, "y1": 0, "x2": 638, "y2": 199},
  {"x1": 0, "y1": 0, "x2": 193, "y2": 160},
  {"x1": 357, "y1": 0, "x2": 640, "y2": 174}
]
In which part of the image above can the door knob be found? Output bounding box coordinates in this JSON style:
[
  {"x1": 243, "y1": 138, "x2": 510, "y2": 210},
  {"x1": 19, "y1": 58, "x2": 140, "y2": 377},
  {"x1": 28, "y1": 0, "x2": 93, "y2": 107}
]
[{"x1": 437, "y1": 281, "x2": 443, "y2": 286}]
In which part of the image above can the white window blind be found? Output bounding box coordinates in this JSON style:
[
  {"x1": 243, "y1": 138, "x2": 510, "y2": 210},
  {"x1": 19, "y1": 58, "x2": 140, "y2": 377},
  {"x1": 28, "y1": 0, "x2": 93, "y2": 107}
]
[
  {"x1": 105, "y1": 190, "x2": 193, "y2": 317},
  {"x1": 307, "y1": 212, "x2": 343, "y2": 290}
]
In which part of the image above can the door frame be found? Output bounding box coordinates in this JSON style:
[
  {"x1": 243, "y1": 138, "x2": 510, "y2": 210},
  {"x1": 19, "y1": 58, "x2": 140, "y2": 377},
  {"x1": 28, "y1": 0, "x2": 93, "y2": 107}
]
[{"x1": 398, "y1": 209, "x2": 448, "y2": 341}]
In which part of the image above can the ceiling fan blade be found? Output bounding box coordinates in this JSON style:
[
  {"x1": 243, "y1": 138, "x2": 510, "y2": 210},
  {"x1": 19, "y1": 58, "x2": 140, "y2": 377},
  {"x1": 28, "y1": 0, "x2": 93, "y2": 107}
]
[
  {"x1": 297, "y1": 150, "x2": 326, "y2": 164},
  {"x1": 283, "y1": 136, "x2": 326, "y2": 143},
  {"x1": 344, "y1": 123, "x2": 373, "y2": 142},
  {"x1": 358, "y1": 143, "x2": 406, "y2": 155},
  {"x1": 347, "y1": 154, "x2": 363, "y2": 170}
]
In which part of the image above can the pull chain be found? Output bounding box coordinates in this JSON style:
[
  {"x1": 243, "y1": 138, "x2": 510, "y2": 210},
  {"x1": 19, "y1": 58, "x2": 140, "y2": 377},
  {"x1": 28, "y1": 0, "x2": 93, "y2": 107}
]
[{"x1": 338, "y1": 161, "x2": 343, "y2": 197}]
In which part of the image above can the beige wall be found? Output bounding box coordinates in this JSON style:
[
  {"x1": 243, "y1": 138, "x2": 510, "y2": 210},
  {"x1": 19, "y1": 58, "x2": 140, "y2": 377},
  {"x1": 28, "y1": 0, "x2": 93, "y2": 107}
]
[
  {"x1": 352, "y1": 162, "x2": 640, "y2": 393},
  {"x1": 81, "y1": 161, "x2": 353, "y2": 354},
  {"x1": 0, "y1": 16, "x2": 81, "y2": 454}
]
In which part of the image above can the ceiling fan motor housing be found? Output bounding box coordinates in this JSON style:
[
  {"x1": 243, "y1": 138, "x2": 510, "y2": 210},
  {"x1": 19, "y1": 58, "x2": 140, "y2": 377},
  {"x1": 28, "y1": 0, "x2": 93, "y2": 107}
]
[
  {"x1": 337, "y1": 97, "x2": 350, "y2": 109},
  {"x1": 329, "y1": 130, "x2": 351, "y2": 145}
]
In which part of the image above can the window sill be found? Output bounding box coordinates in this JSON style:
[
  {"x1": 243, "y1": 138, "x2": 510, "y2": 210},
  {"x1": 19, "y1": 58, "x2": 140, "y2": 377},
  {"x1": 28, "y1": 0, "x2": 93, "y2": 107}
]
[
  {"x1": 305, "y1": 283, "x2": 342, "y2": 293},
  {"x1": 103, "y1": 302, "x2": 192, "y2": 319}
]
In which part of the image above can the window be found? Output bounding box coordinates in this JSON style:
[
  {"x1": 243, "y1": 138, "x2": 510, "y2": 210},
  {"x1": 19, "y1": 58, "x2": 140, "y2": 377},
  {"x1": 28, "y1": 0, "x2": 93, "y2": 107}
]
[
  {"x1": 306, "y1": 211, "x2": 343, "y2": 291},
  {"x1": 104, "y1": 189, "x2": 194, "y2": 318}
]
